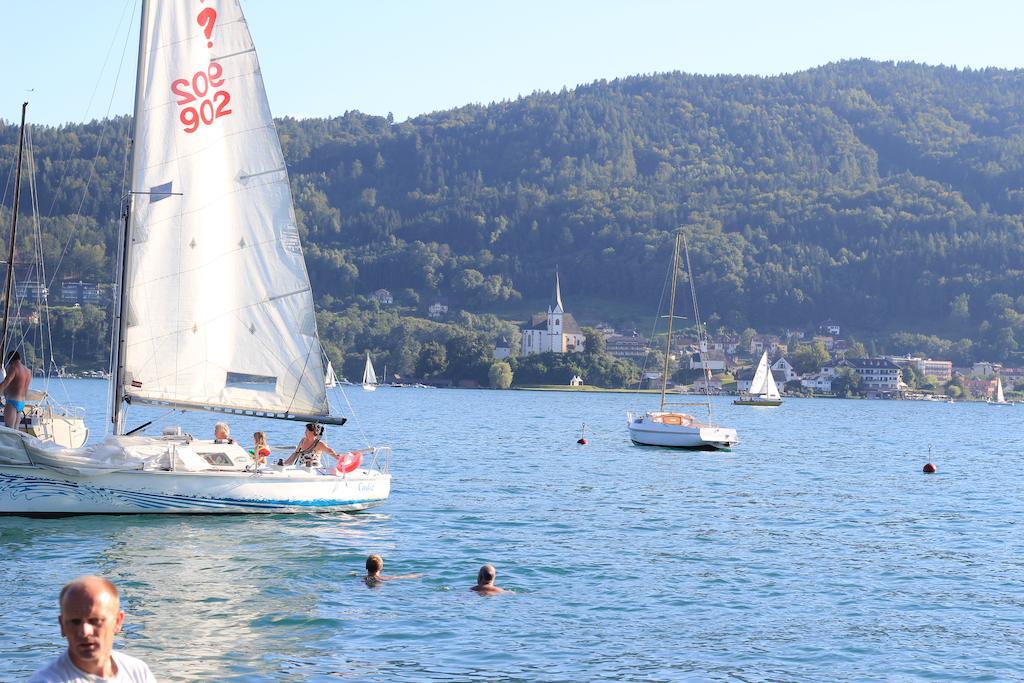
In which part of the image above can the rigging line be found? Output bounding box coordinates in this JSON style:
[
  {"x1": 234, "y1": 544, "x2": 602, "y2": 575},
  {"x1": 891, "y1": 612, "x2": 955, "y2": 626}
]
[
  {"x1": 682, "y1": 233, "x2": 713, "y2": 420},
  {"x1": 335, "y1": 385, "x2": 371, "y2": 450},
  {"x1": 633, "y1": 238, "x2": 673, "y2": 400},
  {"x1": 45, "y1": 0, "x2": 138, "y2": 291},
  {"x1": 43, "y1": 0, "x2": 136, "y2": 220}
]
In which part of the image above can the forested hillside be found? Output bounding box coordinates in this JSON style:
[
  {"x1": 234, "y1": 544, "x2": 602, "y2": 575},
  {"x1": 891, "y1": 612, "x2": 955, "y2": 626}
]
[{"x1": 4, "y1": 59, "x2": 1024, "y2": 369}]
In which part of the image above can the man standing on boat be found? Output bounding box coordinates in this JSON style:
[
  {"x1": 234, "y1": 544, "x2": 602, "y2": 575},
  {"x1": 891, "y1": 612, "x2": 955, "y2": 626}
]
[
  {"x1": 0, "y1": 351, "x2": 31, "y2": 428},
  {"x1": 29, "y1": 575, "x2": 156, "y2": 682}
]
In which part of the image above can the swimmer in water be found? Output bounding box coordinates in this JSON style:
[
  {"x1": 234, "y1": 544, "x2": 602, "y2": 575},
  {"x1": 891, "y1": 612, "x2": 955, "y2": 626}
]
[
  {"x1": 470, "y1": 564, "x2": 508, "y2": 595},
  {"x1": 363, "y1": 555, "x2": 422, "y2": 587}
]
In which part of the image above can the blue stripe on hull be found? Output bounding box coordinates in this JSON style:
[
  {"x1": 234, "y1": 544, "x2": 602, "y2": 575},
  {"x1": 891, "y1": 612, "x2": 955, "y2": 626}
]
[{"x1": 0, "y1": 472, "x2": 386, "y2": 514}]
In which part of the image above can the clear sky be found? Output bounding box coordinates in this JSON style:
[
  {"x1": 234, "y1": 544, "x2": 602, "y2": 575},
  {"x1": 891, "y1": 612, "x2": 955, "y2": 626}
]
[{"x1": 3, "y1": 0, "x2": 1023, "y2": 126}]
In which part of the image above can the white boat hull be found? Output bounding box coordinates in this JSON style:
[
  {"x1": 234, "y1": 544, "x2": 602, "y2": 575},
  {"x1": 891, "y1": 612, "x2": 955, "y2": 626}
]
[
  {"x1": 362, "y1": 384, "x2": 376, "y2": 392},
  {"x1": 627, "y1": 413, "x2": 738, "y2": 450},
  {"x1": 0, "y1": 465, "x2": 391, "y2": 515}
]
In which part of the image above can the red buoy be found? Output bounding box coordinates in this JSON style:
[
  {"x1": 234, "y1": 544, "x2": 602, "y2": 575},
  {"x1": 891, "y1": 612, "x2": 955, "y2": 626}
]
[
  {"x1": 922, "y1": 463, "x2": 937, "y2": 474},
  {"x1": 577, "y1": 438, "x2": 587, "y2": 445}
]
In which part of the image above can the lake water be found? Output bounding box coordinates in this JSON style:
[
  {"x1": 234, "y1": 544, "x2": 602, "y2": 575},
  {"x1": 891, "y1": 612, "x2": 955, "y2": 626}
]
[{"x1": 2, "y1": 380, "x2": 1023, "y2": 681}]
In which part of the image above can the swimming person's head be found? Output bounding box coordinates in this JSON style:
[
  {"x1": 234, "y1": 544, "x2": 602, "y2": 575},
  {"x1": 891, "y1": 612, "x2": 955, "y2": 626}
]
[
  {"x1": 477, "y1": 564, "x2": 496, "y2": 585},
  {"x1": 366, "y1": 555, "x2": 383, "y2": 576}
]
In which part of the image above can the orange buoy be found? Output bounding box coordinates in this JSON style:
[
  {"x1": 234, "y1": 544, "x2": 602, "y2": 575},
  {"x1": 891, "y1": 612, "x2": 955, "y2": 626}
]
[{"x1": 922, "y1": 463, "x2": 937, "y2": 474}]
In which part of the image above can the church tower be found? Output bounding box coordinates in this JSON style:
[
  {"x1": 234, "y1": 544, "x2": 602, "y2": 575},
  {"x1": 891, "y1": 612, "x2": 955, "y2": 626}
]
[{"x1": 547, "y1": 270, "x2": 564, "y2": 351}]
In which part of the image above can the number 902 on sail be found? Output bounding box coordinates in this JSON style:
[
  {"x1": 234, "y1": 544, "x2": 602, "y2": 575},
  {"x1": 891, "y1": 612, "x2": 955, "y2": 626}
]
[{"x1": 171, "y1": 62, "x2": 233, "y2": 133}]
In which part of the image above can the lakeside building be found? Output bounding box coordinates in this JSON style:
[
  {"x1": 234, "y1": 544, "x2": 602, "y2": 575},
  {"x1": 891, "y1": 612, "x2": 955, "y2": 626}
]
[
  {"x1": 965, "y1": 377, "x2": 998, "y2": 399},
  {"x1": 427, "y1": 299, "x2": 448, "y2": 319},
  {"x1": 14, "y1": 280, "x2": 47, "y2": 302},
  {"x1": 689, "y1": 348, "x2": 727, "y2": 372},
  {"x1": 887, "y1": 356, "x2": 953, "y2": 382},
  {"x1": 801, "y1": 373, "x2": 834, "y2": 392},
  {"x1": 493, "y1": 335, "x2": 512, "y2": 360},
  {"x1": 972, "y1": 361, "x2": 1001, "y2": 377},
  {"x1": 59, "y1": 281, "x2": 104, "y2": 306},
  {"x1": 372, "y1": 289, "x2": 393, "y2": 305},
  {"x1": 751, "y1": 334, "x2": 784, "y2": 355},
  {"x1": 821, "y1": 358, "x2": 903, "y2": 392},
  {"x1": 520, "y1": 272, "x2": 585, "y2": 356},
  {"x1": 818, "y1": 320, "x2": 841, "y2": 336},
  {"x1": 605, "y1": 333, "x2": 648, "y2": 363},
  {"x1": 771, "y1": 356, "x2": 799, "y2": 383}
]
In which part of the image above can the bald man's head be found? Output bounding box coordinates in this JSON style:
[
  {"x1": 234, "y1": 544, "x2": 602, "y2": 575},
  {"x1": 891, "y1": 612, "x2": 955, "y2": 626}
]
[
  {"x1": 60, "y1": 576, "x2": 119, "y2": 611},
  {"x1": 477, "y1": 564, "x2": 496, "y2": 585},
  {"x1": 58, "y1": 576, "x2": 124, "y2": 676}
]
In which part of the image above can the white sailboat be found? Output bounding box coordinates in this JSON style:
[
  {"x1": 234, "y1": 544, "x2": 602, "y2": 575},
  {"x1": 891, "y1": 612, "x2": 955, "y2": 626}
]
[
  {"x1": 734, "y1": 351, "x2": 783, "y2": 406},
  {"x1": 988, "y1": 376, "x2": 1012, "y2": 406},
  {"x1": 627, "y1": 233, "x2": 738, "y2": 450},
  {"x1": 0, "y1": 0, "x2": 390, "y2": 514},
  {"x1": 1, "y1": 102, "x2": 88, "y2": 449},
  {"x1": 323, "y1": 351, "x2": 338, "y2": 389},
  {"x1": 362, "y1": 352, "x2": 377, "y2": 391}
]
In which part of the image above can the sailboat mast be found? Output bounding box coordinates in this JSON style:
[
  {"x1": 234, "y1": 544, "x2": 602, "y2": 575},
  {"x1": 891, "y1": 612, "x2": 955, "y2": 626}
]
[
  {"x1": 0, "y1": 102, "x2": 28, "y2": 364},
  {"x1": 660, "y1": 233, "x2": 682, "y2": 411},
  {"x1": 111, "y1": 0, "x2": 151, "y2": 435}
]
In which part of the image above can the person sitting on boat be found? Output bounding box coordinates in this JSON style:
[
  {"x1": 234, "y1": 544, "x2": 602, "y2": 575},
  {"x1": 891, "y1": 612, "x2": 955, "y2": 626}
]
[
  {"x1": 250, "y1": 431, "x2": 271, "y2": 467},
  {"x1": 363, "y1": 554, "x2": 423, "y2": 586},
  {"x1": 0, "y1": 351, "x2": 31, "y2": 429},
  {"x1": 470, "y1": 564, "x2": 508, "y2": 595},
  {"x1": 213, "y1": 422, "x2": 234, "y2": 444},
  {"x1": 283, "y1": 423, "x2": 340, "y2": 468}
]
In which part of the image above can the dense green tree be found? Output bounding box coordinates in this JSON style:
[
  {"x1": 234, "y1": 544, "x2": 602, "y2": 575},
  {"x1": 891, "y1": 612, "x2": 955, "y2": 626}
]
[
  {"x1": 791, "y1": 341, "x2": 831, "y2": 375},
  {"x1": 488, "y1": 361, "x2": 513, "y2": 389}
]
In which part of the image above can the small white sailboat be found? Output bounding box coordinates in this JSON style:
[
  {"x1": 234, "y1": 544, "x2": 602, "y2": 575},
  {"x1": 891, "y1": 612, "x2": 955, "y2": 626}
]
[
  {"x1": 988, "y1": 376, "x2": 1012, "y2": 406},
  {"x1": 362, "y1": 352, "x2": 377, "y2": 392},
  {"x1": 627, "y1": 233, "x2": 738, "y2": 450},
  {"x1": 1, "y1": 102, "x2": 88, "y2": 449},
  {"x1": 734, "y1": 351, "x2": 783, "y2": 406},
  {"x1": 0, "y1": 0, "x2": 390, "y2": 514},
  {"x1": 323, "y1": 354, "x2": 338, "y2": 389}
]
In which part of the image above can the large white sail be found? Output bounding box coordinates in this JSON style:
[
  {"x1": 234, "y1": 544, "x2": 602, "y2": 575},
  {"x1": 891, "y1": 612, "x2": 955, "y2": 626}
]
[
  {"x1": 996, "y1": 377, "x2": 1006, "y2": 404},
  {"x1": 119, "y1": 0, "x2": 328, "y2": 418}
]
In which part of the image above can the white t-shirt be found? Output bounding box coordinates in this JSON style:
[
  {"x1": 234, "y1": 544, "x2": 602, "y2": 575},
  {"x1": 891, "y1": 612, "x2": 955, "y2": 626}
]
[{"x1": 28, "y1": 650, "x2": 156, "y2": 683}]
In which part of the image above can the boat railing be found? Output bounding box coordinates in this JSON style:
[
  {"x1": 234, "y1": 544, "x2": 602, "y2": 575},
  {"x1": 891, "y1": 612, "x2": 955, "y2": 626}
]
[{"x1": 364, "y1": 445, "x2": 391, "y2": 474}]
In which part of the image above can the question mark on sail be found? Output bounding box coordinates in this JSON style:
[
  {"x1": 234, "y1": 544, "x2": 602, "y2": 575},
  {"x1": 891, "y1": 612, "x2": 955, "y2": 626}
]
[{"x1": 197, "y1": 7, "x2": 218, "y2": 48}]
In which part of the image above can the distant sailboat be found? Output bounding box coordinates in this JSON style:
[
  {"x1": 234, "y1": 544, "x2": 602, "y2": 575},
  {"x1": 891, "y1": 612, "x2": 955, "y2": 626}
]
[
  {"x1": 988, "y1": 376, "x2": 1012, "y2": 405},
  {"x1": 734, "y1": 351, "x2": 783, "y2": 406},
  {"x1": 324, "y1": 359, "x2": 338, "y2": 388},
  {"x1": 362, "y1": 352, "x2": 378, "y2": 392}
]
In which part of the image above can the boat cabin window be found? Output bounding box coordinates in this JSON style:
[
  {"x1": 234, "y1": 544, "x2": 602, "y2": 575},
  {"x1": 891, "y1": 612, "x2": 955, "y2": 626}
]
[{"x1": 202, "y1": 452, "x2": 234, "y2": 466}]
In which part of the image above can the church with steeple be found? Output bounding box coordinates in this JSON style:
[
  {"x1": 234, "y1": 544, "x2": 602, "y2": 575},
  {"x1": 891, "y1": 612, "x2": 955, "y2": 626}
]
[{"x1": 520, "y1": 271, "x2": 586, "y2": 356}]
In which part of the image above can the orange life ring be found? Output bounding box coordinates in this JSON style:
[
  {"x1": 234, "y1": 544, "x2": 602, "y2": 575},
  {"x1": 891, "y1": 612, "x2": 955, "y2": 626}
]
[{"x1": 335, "y1": 451, "x2": 362, "y2": 474}]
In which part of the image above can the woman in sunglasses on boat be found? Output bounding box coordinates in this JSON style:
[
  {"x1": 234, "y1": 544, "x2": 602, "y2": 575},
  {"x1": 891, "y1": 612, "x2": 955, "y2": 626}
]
[{"x1": 283, "y1": 423, "x2": 341, "y2": 468}]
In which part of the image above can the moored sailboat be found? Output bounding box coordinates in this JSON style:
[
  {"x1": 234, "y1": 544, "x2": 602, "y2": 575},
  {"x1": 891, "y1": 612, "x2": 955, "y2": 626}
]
[
  {"x1": 734, "y1": 351, "x2": 783, "y2": 406},
  {"x1": 0, "y1": 0, "x2": 390, "y2": 514},
  {"x1": 627, "y1": 233, "x2": 738, "y2": 450}
]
